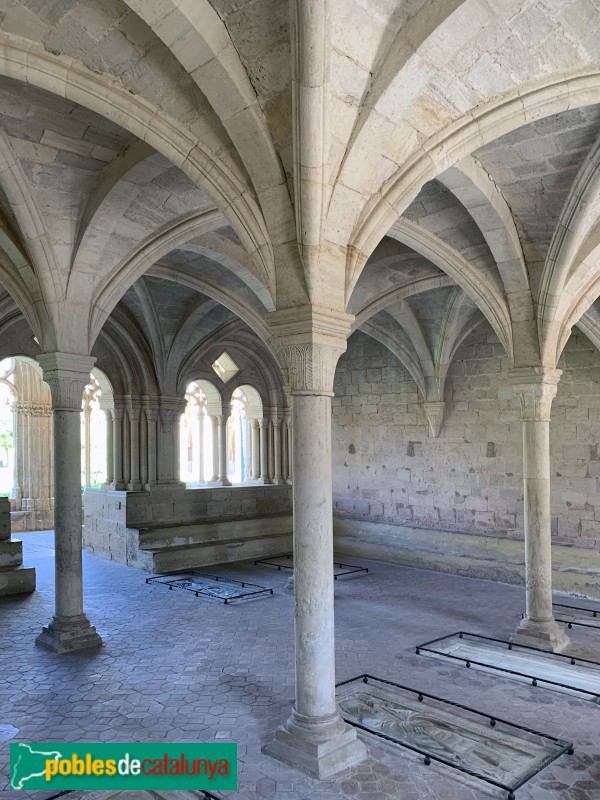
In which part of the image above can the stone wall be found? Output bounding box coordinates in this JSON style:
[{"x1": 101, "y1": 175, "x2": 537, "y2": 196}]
[{"x1": 332, "y1": 328, "x2": 600, "y2": 550}]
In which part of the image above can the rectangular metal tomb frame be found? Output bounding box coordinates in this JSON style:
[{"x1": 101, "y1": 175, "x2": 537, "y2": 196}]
[
  {"x1": 553, "y1": 602, "x2": 600, "y2": 630},
  {"x1": 145, "y1": 570, "x2": 274, "y2": 603},
  {"x1": 254, "y1": 554, "x2": 369, "y2": 579},
  {"x1": 45, "y1": 794, "x2": 222, "y2": 800},
  {"x1": 335, "y1": 674, "x2": 573, "y2": 800},
  {"x1": 416, "y1": 631, "x2": 600, "y2": 701}
]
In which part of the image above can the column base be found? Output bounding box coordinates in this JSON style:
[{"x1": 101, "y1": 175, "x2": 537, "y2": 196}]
[
  {"x1": 127, "y1": 480, "x2": 143, "y2": 491},
  {"x1": 263, "y1": 710, "x2": 366, "y2": 779},
  {"x1": 272, "y1": 477, "x2": 285, "y2": 485},
  {"x1": 35, "y1": 615, "x2": 102, "y2": 654},
  {"x1": 219, "y1": 478, "x2": 232, "y2": 487},
  {"x1": 260, "y1": 477, "x2": 273, "y2": 485},
  {"x1": 110, "y1": 481, "x2": 126, "y2": 491},
  {"x1": 511, "y1": 617, "x2": 570, "y2": 652}
]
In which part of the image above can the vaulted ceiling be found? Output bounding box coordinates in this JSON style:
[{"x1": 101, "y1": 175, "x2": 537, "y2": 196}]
[{"x1": 0, "y1": 1, "x2": 599, "y2": 398}]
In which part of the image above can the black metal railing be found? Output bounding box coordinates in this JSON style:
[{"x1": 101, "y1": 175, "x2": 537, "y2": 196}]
[
  {"x1": 255, "y1": 554, "x2": 368, "y2": 579},
  {"x1": 146, "y1": 570, "x2": 273, "y2": 603},
  {"x1": 336, "y1": 673, "x2": 573, "y2": 800},
  {"x1": 416, "y1": 631, "x2": 600, "y2": 701},
  {"x1": 553, "y1": 601, "x2": 600, "y2": 630}
]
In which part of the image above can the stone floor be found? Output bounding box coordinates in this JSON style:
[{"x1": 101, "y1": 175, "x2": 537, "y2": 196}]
[{"x1": 1, "y1": 531, "x2": 600, "y2": 800}]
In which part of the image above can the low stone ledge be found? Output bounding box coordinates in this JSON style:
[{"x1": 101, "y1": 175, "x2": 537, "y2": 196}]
[{"x1": 333, "y1": 517, "x2": 600, "y2": 599}]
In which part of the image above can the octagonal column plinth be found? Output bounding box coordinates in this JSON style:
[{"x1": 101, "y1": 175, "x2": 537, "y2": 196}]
[
  {"x1": 36, "y1": 353, "x2": 102, "y2": 654},
  {"x1": 263, "y1": 307, "x2": 366, "y2": 778},
  {"x1": 510, "y1": 367, "x2": 569, "y2": 653}
]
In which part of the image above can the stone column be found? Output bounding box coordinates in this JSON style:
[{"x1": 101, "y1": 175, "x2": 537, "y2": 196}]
[
  {"x1": 11, "y1": 360, "x2": 54, "y2": 530},
  {"x1": 198, "y1": 408, "x2": 205, "y2": 484},
  {"x1": 209, "y1": 415, "x2": 219, "y2": 482},
  {"x1": 288, "y1": 419, "x2": 293, "y2": 483},
  {"x1": 111, "y1": 405, "x2": 125, "y2": 490},
  {"x1": 83, "y1": 404, "x2": 91, "y2": 487},
  {"x1": 145, "y1": 407, "x2": 159, "y2": 488},
  {"x1": 140, "y1": 409, "x2": 148, "y2": 487},
  {"x1": 258, "y1": 418, "x2": 271, "y2": 484},
  {"x1": 127, "y1": 404, "x2": 142, "y2": 491},
  {"x1": 35, "y1": 353, "x2": 102, "y2": 654},
  {"x1": 282, "y1": 414, "x2": 290, "y2": 482},
  {"x1": 101, "y1": 406, "x2": 114, "y2": 487},
  {"x1": 272, "y1": 416, "x2": 284, "y2": 484},
  {"x1": 122, "y1": 412, "x2": 131, "y2": 486},
  {"x1": 264, "y1": 308, "x2": 365, "y2": 777},
  {"x1": 510, "y1": 367, "x2": 569, "y2": 652},
  {"x1": 158, "y1": 397, "x2": 186, "y2": 485},
  {"x1": 218, "y1": 405, "x2": 232, "y2": 486},
  {"x1": 251, "y1": 419, "x2": 260, "y2": 479},
  {"x1": 267, "y1": 417, "x2": 275, "y2": 481}
]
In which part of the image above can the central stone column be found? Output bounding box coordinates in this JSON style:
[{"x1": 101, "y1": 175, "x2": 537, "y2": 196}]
[
  {"x1": 36, "y1": 353, "x2": 102, "y2": 654},
  {"x1": 127, "y1": 402, "x2": 142, "y2": 491},
  {"x1": 258, "y1": 418, "x2": 271, "y2": 484},
  {"x1": 510, "y1": 367, "x2": 569, "y2": 652},
  {"x1": 218, "y1": 405, "x2": 232, "y2": 486},
  {"x1": 264, "y1": 307, "x2": 366, "y2": 778}
]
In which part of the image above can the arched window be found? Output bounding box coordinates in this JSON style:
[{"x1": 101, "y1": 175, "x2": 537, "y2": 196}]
[
  {"x1": 228, "y1": 387, "x2": 248, "y2": 483},
  {"x1": 0, "y1": 358, "x2": 16, "y2": 496},
  {"x1": 81, "y1": 374, "x2": 108, "y2": 488},
  {"x1": 230, "y1": 385, "x2": 263, "y2": 483},
  {"x1": 180, "y1": 381, "x2": 217, "y2": 485}
]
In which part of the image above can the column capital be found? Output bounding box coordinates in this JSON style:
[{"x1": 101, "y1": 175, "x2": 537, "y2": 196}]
[
  {"x1": 37, "y1": 352, "x2": 95, "y2": 411},
  {"x1": 269, "y1": 306, "x2": 353, "y2": 396},
  {"x1": 508, "y1": 367, "x2": 562, "y2": 421},
  {"x1": 159, "y1": 396, "x2": 186, "y2": 423}
]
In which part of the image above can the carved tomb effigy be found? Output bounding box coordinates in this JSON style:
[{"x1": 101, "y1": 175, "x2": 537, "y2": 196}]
[
  {"x1": 416, "y1": 631, "x2": 600, "y2": 702},
  {"x1": 336, "y1": 674, "x2": 573, "y2": 800}
]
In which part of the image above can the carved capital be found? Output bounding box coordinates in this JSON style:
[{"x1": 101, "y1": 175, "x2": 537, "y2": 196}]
[
  {"x1": 269, "y1": 305, "x2": 352, "y2": 395},
  {"x1": 37, "y1": 352, "x2": 95, "y2": 411},
  {"x1": 509, "y1": 367, "x2": 561, "y2": 421},
  {"x1": 159, "y1": 408, "x2": 182, "y2": 425},
  {"x1": 159, "y1": 396, "x2": 186, "y2": 424},
  {"x1": 145, "y1": 409, "x2": 159, "y2": 423}
]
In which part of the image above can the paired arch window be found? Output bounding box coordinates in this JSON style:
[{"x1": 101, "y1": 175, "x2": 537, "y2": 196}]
[{"x1": 179, "y1": 381, "x2": 263, "y2": 485}]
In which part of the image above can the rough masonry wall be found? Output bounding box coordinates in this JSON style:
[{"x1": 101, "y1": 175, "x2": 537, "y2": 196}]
[{"x1": 333, "y1": 329, "x2": 600, "y2": 549}]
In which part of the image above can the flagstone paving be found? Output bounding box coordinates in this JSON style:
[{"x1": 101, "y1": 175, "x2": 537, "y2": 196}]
[{"x1": 1, "y1": 531, "x2": 600, "y2": 800}]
